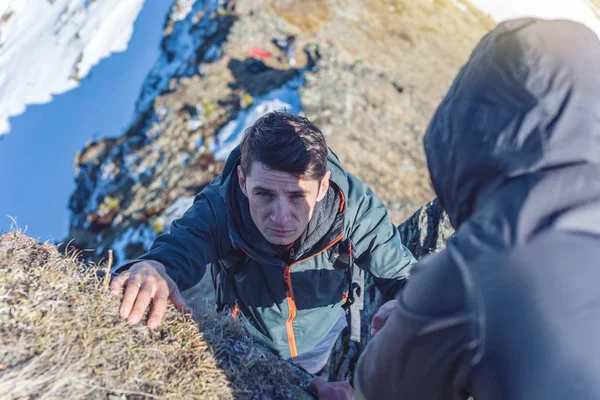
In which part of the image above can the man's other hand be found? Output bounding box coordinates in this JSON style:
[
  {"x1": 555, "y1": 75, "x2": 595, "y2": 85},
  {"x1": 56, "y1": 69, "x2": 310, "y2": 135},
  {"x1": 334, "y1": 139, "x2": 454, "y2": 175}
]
[
  {"x1": 109, "y1": 260, "x2": 191, "y2": 329},
  {"x1": 370, "y1": 299, "x2": 400, "y2": 337},
  {"x1": 309, "y1": 377, "x2": 354, "y2": 400}
]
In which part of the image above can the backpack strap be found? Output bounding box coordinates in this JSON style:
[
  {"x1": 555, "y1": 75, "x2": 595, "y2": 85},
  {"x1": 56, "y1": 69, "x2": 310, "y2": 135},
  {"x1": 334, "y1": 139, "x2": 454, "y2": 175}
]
[
  {"x1": 213, "y1": 241, "x2": 247, "y2": 312},
  {"x1": 200, "y1": 186, "x2": 248, "y2": 312},
  {"x1": 341, "y1": 241, "x2": 364, "y2": 342}
]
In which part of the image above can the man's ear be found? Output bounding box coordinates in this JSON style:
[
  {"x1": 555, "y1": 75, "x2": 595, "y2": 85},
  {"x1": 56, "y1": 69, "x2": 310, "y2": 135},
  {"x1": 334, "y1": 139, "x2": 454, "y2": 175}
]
[
  {"x1": 316, "y1": 170, "x2": 331, "y2": 202},
  {"x1": 237, "y1": 165, "x2": 248, "y2": 197}
]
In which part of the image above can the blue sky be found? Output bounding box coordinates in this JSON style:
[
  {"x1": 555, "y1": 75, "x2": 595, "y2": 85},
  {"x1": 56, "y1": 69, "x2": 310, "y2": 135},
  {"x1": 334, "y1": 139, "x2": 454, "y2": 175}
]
[{"x1": 0, "y1": 1, "x2": 172, "y2": 242}]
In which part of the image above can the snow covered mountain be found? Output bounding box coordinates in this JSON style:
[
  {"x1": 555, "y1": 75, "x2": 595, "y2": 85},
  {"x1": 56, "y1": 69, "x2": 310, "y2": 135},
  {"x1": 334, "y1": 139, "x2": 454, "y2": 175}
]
[
  {"x1": 2, "y1": 0, "x2": 599, "y2": 139},
  {"x1": 0, "y1": 0, "x2": 146, "y2": 135}
]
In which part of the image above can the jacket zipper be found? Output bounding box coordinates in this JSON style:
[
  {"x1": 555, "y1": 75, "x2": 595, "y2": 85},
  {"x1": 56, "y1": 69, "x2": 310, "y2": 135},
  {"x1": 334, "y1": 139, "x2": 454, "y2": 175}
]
[
  {"x1": 283, "y1": 232, "x2": 344, "y2": 358},
  {"x1": 283, "y1": 265, "x2": 298, "y2": 357}
]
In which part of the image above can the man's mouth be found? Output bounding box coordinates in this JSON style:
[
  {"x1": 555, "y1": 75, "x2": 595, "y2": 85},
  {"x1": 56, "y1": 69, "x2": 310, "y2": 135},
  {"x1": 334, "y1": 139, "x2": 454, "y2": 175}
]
[{"x1": 268, "y1": 228, "x2": 293, "y2": 235}]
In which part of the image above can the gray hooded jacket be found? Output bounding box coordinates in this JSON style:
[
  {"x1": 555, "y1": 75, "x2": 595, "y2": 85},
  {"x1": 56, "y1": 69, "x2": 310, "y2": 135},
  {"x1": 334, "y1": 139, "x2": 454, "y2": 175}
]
[{"x1": 355, "y1": 18, "x2": 600, "y2": 400}]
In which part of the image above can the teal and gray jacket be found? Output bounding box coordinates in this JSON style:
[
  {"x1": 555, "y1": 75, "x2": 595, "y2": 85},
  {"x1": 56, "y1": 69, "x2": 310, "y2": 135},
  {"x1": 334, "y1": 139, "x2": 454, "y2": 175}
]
[{"x1": 129, "y1": 146, "x2": 415, "y2": 358}]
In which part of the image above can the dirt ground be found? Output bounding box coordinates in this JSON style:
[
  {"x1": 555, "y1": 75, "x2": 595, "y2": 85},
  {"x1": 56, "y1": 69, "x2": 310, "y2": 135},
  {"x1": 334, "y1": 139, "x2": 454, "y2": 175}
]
[{"x1": 265, "y1": 0, "x2": 494, "y2": 223}]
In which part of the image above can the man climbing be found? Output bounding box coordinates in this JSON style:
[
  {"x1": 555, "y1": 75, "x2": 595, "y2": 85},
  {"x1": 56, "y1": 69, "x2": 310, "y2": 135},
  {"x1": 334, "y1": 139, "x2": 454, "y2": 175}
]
[
  {"x1": 312, "y1": 18, "x2": 600, "y2": 399},
  {"x1": 110, "y1": 111, "x2": 415, "y2": 373}
]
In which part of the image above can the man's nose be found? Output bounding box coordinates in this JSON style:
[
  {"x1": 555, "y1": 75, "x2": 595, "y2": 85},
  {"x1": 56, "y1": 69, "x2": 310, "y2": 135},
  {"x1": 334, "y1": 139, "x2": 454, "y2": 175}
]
[{"x1": 270, "y1": 199, "x2": 292, "y2": 225}]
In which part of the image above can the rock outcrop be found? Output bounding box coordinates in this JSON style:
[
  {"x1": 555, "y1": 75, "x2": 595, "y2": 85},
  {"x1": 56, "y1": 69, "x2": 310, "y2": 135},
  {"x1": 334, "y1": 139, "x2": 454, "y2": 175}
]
[
  {"x1": 325, "y1": 199, "x2": 454, "y2": 381},
  {"x1": 398, "y1": 198, "x2": 454, "y2": 259}
]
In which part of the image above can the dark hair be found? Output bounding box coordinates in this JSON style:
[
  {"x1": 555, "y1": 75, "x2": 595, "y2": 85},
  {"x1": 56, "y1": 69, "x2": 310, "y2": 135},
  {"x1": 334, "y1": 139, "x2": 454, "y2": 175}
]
[{"x1": 240, "y1": 111, "x2": 328, "y2": 180}]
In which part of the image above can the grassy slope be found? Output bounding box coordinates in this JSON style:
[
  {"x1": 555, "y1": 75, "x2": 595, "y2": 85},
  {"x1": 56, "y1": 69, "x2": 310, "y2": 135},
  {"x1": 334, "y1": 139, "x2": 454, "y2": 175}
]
[{"x1": 0, "y1": 231, "x2": 313, "y2": 399}]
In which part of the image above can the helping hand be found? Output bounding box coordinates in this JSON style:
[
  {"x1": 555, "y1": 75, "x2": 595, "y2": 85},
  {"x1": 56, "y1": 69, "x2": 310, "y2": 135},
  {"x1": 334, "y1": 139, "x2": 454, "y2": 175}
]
[
  {"x1": 309, "y1": 377, "x2": 354, "y2": 400},
  {"x1": 370, "y1": 299, "x2": 400, "y2": 337}
]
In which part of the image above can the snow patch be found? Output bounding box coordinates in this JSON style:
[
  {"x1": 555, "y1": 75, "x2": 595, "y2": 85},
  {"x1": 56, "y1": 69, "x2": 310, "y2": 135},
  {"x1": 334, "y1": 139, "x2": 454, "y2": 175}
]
[
  {"x1": 210, "y1": 75, "x2": 304, "y2": 161},
  {"x1": 451, "y1": 0, "x2": 469, "y2": 13},
  {"x1": 153, "y1": 196, "x2": 195, "y2": 234},
  {"x1": 467, "y1": 0, "x2": 600, "y2": 38},
  {"x1": 111, "y1": 224, "x2": 156, "y2": 264},
  {"x1": 164, "y1": 196, "x2": 195, "y2": 227},
  {"x1": 86, "y1": 167, "x2": 116, "y2": 213},
  {"x1": 170, "y1": 0, "x2": 196, "y2": 22},
  {"x1": 0, "y1": 0, "x2": 146, "y2": 135},
  {"x1": 188, "y1": 118, "x2": 203, "y2": 131}
]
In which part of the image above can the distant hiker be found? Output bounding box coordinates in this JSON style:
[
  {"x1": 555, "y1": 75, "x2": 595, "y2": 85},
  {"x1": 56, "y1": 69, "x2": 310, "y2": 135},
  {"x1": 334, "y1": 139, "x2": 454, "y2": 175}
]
[
  {"x1": 311, "y1": 18, "x2": 600, "y2": 399},
  {"x1": 110, "y1": 111, "x2": 415, "y2": 373},
  {"x1": 273, "y1": 35, "x2": 297, "y2": 66}
]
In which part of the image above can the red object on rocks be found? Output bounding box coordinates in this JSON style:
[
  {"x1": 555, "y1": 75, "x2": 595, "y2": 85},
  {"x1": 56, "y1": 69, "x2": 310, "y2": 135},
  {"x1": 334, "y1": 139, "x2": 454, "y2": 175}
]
[{"x1": 249, "y1": 48, "x2": 273, "y2": 59}]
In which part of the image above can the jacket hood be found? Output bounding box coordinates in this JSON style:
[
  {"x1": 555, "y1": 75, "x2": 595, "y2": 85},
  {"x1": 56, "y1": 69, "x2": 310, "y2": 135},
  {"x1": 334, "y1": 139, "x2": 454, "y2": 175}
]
[{"x1": 424, "y1": 18, "x2": 600, "y2": 229}]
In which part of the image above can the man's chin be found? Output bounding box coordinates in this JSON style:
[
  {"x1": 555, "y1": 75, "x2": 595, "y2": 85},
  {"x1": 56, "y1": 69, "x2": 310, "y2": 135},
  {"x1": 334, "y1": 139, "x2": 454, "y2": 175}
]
[{"x1": 267, "y1": 237, "x2": 294, "y2": 245}]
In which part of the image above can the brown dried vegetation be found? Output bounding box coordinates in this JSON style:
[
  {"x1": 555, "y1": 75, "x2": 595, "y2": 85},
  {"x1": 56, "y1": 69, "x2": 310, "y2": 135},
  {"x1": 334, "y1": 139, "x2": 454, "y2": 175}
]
[{"x1": 0, "y1": 232, "x2": 313, "y2": 399}]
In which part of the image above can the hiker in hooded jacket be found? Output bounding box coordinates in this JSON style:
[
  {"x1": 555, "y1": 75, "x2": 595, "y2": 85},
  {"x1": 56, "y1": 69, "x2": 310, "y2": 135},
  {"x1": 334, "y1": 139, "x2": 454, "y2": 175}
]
[
  {"x1": 311, "y1": 18, "x2": 600, "y2": 399},
  {"x1": 110, "y1": 110, "x2": 415, "y2": 373}
]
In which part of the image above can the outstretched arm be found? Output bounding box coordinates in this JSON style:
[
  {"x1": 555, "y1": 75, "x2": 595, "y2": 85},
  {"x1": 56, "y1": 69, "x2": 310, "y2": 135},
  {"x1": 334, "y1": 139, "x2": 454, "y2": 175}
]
[{"x1": 110, "y1": 190, "x2": 221, "y2": 328}]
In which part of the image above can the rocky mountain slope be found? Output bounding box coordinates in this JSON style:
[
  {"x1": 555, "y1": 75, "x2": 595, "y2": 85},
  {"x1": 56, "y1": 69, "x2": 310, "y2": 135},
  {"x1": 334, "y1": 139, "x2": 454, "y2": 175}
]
[
  {"x1": 5, "y1": 0, "x2": 600, "y2": 396},
  {"x1": 65, "y1": 0, "x2": 492, "y2": 267}
]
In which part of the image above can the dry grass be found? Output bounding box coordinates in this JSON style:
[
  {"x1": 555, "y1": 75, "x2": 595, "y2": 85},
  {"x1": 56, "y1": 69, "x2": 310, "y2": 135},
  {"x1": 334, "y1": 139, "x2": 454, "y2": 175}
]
[
  {"x1": 0, "y1": 232, "x2": 313, "y2": 399},
  {"x1": 268, "y1": 0, "x2": 332, "y2": 32}
]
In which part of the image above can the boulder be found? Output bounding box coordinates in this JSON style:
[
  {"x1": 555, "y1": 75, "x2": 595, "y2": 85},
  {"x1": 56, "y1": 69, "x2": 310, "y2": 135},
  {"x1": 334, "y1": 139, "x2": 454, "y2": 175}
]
[{"x1": 325, "y1": 198, "x2": 454, "y2": 382}]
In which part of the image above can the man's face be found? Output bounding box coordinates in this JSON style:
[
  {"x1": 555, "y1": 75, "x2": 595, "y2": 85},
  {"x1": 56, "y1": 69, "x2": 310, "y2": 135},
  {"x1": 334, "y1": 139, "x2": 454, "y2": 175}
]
[{"x1": 237, "y1": 162, "x2": 330, "y2": 245}]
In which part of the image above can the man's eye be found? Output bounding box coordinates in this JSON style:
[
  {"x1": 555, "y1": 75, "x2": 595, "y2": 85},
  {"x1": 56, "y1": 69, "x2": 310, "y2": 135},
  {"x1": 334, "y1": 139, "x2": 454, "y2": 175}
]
[
  {"x1": 257, "y1": 192, "x2": 273, "y2": 198},
  {"x1": 291, "y1": 194, "x2": 305, "y2": 200}
]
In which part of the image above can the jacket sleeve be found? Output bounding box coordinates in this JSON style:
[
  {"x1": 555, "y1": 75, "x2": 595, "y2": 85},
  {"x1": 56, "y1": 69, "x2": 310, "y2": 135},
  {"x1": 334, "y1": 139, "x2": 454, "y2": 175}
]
[
  {"x1": 347, "y1": 175, "x2": 417, "y2": 300},
  {"x1": 114, "y1": 190, "x2": 220, "y2": 291},
  {"x1": 354, "y1": 251, "x2": 474, "y2": 400}
]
